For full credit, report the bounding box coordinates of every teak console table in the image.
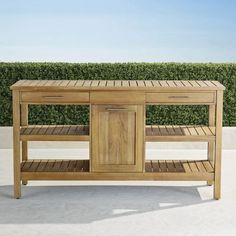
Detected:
[11,80,225,199]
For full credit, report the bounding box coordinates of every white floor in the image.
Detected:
[0,149,236,236]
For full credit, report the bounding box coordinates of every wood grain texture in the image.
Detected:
[146,125,215,142]
[20,125,90,141]
[21,91,89,104]
[11,80,225,91]
[21,159,214,181]
[207,104,216,185]
[90,91,145,104]
[145,160,213,173]
[11,79,224,200]
[13,91,21,198]
[20,104,28,185]
[146,92,215,104]
[21,160,89,172]
[214,90,223,200]
[91,105,144,172]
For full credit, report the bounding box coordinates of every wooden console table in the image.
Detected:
[11,80,225,199]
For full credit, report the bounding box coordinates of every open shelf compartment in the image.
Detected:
[145,160,214,173]
[144,160,214,181]
[146,125,215,141]
[21,159,214,182]
[21,159,89,172]
[20,125,89,141]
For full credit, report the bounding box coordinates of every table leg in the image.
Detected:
[13,91,21,199]
[214,91,223,200]
[21,104,28,185]
[207,104,215,186]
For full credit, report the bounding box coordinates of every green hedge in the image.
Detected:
[0,63,235,126]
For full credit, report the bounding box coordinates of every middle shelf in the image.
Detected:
[20,125,215,142]
[146,125,215,142]
[20,125,90,141]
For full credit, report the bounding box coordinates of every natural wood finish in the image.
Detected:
[22,172,214,181]
[207,104,216,185]
[21,160,89,172]
[11,80,225,199]
[214,91,223,200]
[89,104,92,175]
[11,80,225,91]
[146,92,215,104]
[13,91,21,198]
[20,125,89,141]
[91,105,144,172]
[146,125,215,141]
[21,160,214,181]
[24,158,213,173]
[21,104,28,185]
[21,91,89,104]
[90,91,145,104]
[145,160,213,173]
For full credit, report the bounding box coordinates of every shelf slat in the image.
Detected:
[21,160,89,172]
[20,125,90,141]
[145,160,214,173]
[21,159,214,174]
[21,159,214,181]
[11,80,225,91]
[146,125,215,141]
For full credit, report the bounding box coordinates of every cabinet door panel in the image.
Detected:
[98,110,135,165]
[91,105,144,172]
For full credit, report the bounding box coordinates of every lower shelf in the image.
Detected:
[21,159,89,172]
[145,160,214,173]
[21,159,214,181]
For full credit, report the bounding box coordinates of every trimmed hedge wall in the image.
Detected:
[0,63,235,126]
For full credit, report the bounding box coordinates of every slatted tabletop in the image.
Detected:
[145,160,214,173]
[11,80,225,91]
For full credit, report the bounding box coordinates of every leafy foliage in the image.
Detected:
[0,62,235,126]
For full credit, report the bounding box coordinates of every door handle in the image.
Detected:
[42,96,64,99]
[168,96,189,99]
[106,108,129,111]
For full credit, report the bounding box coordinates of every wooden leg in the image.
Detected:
[13,91,21,199]
[214,91,223,200]
[207,141,215,186]
[21,142,28,185]
[207,104,216,186]
[21,104,28,185]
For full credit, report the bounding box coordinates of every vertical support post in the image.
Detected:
[13,90,21,199]
[143,104,146,172]
[89,104,92,172]
[21,104,28,185]
[207,104,216,185]
[136,104,145,172]
[214,90,223,200]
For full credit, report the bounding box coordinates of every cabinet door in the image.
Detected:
[91,105,144,172]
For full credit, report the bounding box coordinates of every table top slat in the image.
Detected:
[10,80,225,91]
